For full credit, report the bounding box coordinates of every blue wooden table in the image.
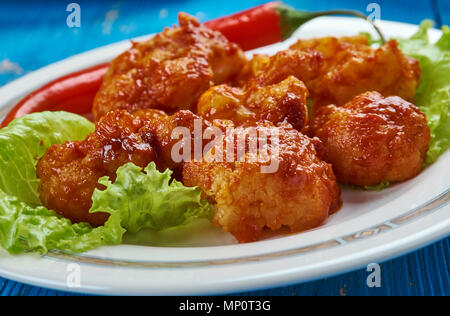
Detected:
[0,0,448,296]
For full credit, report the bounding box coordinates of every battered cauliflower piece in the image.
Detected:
[290,35,369,69]
[135,109,213,173]
[290,36,421,111]
[237,49,323,88]
[311,91,430,186]
[183,124,341,242]
[93,13,247,120]
[196,49,323,130]
[197,76,309,130]
[196,49,321,130]
[36,110,157,226]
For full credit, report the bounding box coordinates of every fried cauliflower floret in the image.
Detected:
[183,124,340,242]
[36,110,157,226]
[311,91,430,186]
[196,49,322,130]
[135,109,213,173]
[290,35,369,68]
[197,76,309,130]
[237,49,323,88]
[290,36,421,111]
[93,13,247,121]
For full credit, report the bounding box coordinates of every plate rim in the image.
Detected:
[42,188,449,268]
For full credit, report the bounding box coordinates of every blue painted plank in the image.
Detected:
[435,0,450,26]
[430,0,443,27]
[0,0,437,86]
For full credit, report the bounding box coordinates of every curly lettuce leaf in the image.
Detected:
[340,181,390,192]
[90,162,213,233]
[0,161,212,254]
[0,160,212,254]
[0,111,94,205]
[0,188,124,254]
[362,181,391,192]
[396,21,450,165]
[0,112,212,254]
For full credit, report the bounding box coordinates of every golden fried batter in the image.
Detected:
[37,110,157,226]
[197,76,309,130]
[93,13,247,121]
[290,36,421,111]
[238,49,323,88]
[37,108,222,226]
[135,109,213,173]
[196,49,322,130]
[290,35,369,69]
[183,124,340,242]
[311,91,430,186]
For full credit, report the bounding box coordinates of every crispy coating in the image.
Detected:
[36,110,157,226]
[93,13,247,120]
[311,91,430,186]
[37,108,216,225]
[290,35,369,69]
[196,49,321,130]
[135,109,213,173]
[183,124,340,242]
[237,49,323,88]
[197,75,309,130]
[290,36,421,111]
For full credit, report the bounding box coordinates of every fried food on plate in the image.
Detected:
[290,36,421,111]
[93,13,246,121]
[37,107,222,226]
[237,49,323,88]
[197,49,322,130]
[290,35,369,69]
[183,124,341,242]
[197,75,309,130]
[311,91,430,186]
[135,109,213,173]
[37,110,157,226]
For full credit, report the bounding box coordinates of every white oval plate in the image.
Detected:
[0,17,449,295]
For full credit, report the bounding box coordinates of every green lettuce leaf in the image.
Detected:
[0,161,212,254]
[362,181,391,192]
[340,181,390,192]
[0,188,124,254]
[396,21,450,165]
[0,111,94,205]
[0,112,212,254]
[90,162,213,233]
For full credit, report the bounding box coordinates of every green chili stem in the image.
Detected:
[277,4,386,44]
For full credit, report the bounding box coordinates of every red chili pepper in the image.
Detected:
[205,2,282,51]
[1,63,109,128]
[2,2,385,127]
[205,2,385,51]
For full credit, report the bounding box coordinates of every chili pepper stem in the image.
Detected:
[276,4,386,44]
